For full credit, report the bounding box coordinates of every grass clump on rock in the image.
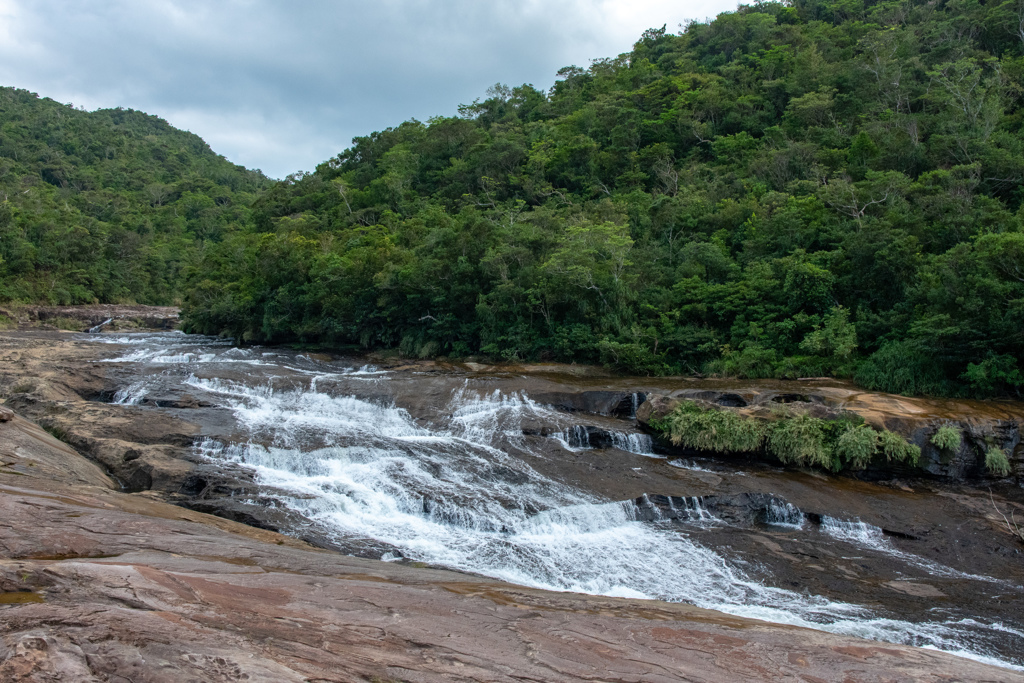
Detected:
[985,447,1012,477]
[877,429,922,466]
[766,413,837,470]
[655,401,765,453]
[653,400,920,473]
[834,423,881,470]
[931,424,962,452]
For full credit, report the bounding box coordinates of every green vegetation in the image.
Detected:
[3,0,1024,399]
[654,400,766,452]
[931,424,963,452]
[767,413,839,469]
[877,429,922,465]
[176,0,1024,399]
[653,400,919,471]
[45,316,85,331]
[0,87,270,305]
[834,423,880,470]
[985,446,1012,476]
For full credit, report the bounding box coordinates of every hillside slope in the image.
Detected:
[182,0,1024,398]
[0,87,270,305]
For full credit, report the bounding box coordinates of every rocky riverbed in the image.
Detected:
[1,317,1023,680]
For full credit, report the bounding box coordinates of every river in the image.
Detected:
[85,330,1024,672]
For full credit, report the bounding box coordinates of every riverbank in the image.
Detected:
[0,396,1019,681]
[1,318,1023,678]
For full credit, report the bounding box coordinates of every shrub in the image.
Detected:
[767,414,837,470]
[654,401,922,473]
[597,339,672,376]
[835,423,879,469]
[855,340,957,397]
[878,429,921,466]
[47,317,86,331]
[985,447,1012,477]
[0,314,15,330]
[658,401,765,452]
[710,344,780,379]
[931,424,962,452]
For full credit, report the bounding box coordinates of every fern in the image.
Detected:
[985,447,1012,477]
[835,424,879,469]
[660,401,764,452]
[767,414,837,471]
[878,429,921,466]
[931,424,962,452]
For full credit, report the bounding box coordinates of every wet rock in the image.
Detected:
[20,304,180,331]
[0,423,1017,683]
[532,390,645,416]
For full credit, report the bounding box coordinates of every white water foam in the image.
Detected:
[552,427,654,456]
[178,376,1021,670]
[765,499,805,529]
[87,318,113,333]
[552,425,591,451]
[610,431,655,456]
[668,458,717,473]
[112,381,149,406]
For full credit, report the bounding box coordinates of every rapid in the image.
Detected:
[87,331,1024,671]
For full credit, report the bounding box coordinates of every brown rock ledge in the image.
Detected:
[0,409,1020,682]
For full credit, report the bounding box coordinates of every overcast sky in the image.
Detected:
[0,0,737,178]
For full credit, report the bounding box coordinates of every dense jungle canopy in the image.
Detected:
[3,0,1024,397]
[0,87,270,304]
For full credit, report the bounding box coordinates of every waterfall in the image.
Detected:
[610,431,654,455]
[765,499,805,528]
[88,318,113,333]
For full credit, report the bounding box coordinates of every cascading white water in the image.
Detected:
[86,335,1023,671]
[178,373,1020,669]
[552,427,654,455]
[610,431,655,456]
[766,499,805,529]
[819,516,1006,584]
[112,381,149,406]
[88,317,113,333]
[553,425,591,451]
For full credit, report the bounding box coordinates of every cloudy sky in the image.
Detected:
[0,0,737,178]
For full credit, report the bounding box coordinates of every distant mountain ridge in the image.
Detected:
[0,86,270,305]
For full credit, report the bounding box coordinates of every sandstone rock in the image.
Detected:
[0,476,1018,682]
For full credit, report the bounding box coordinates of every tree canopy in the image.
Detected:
[6,0,1024,398]
[0,87,270,304]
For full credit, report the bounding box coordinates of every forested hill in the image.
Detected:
[0,87,270,305]
[197,1,1018,396]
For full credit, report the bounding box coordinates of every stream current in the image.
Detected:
[87,331,1024,671]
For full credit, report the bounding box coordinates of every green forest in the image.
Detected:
[4,0,1024,398]
[0,87,270,304]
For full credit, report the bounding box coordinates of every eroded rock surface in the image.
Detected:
[2,323,1024,679]
[0,411,1020,682]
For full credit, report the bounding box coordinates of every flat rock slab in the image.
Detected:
[0,479,1019,682]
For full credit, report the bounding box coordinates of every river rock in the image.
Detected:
[0,409,1018,683]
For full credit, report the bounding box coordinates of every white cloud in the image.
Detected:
[0,0,737,178]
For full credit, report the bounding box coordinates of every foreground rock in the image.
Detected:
[1,410,1019,682]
